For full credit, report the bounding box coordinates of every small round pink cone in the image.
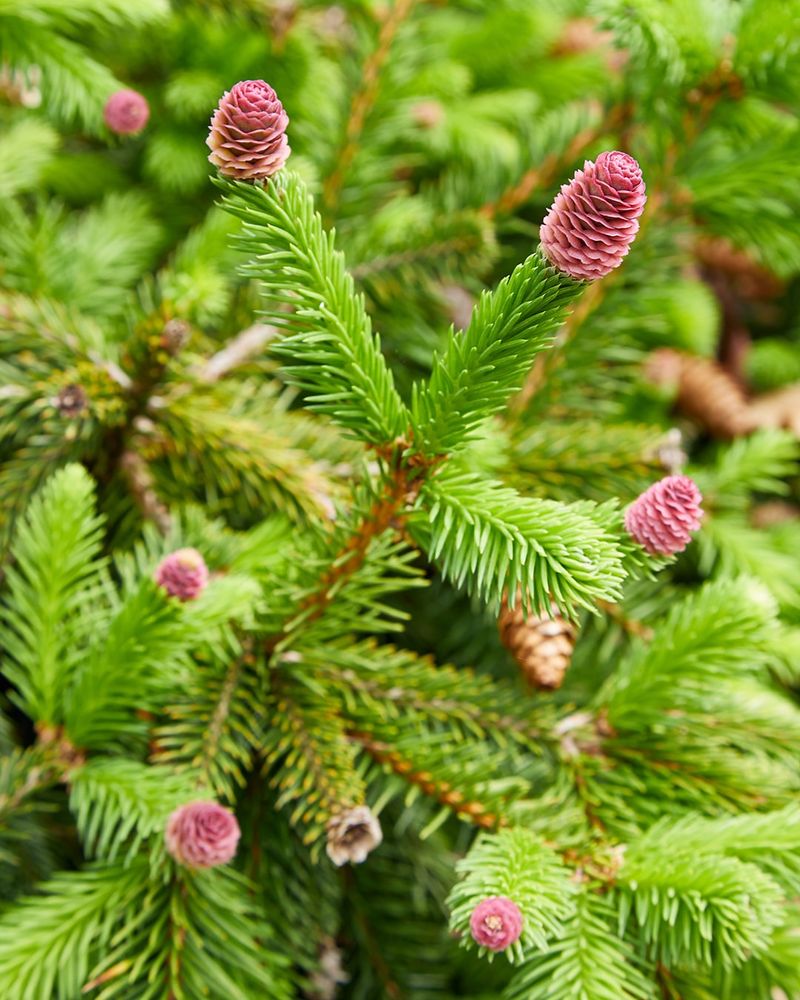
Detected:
[207,80,290,182]
[104,89,149,135]
[540,151,646,280]
[165,801,240,869]
[625,475,703,555]
[469,896,523,952]
[154,548,209,601]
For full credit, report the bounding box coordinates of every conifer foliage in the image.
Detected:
[1,2,800,998]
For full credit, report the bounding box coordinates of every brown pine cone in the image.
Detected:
[498,599,577,691]
[646,349,755,438]
[695,236,783,301]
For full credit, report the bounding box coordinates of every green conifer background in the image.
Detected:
[1,1,799,997]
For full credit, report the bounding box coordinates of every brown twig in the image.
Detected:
[480,104,629,221]
[197,323,279,383]
[322,0,418,218]
[119,448,173,534]
[596,600,654,641]
[271,443,437,650]
[349,730,505,829]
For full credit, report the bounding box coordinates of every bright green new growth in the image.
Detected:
[2,1,800,997]
[447,828,574,963]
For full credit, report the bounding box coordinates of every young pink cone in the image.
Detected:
[104,89,150,135]
[207,79,290,182]
[469,896,523,952]
[540,150,646,280]
[165,801,240,869]
[154,548,209,601]
[625,475,704,555]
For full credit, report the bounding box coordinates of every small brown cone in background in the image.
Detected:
[498,598,577,691]
[645,349,754,438]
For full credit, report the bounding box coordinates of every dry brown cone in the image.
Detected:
[498,598,578,691]
[646,348,755,438]
[695,236,784,301]
[647,349,800,439]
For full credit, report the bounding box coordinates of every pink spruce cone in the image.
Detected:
[625,475,704,556]
[154,548,209,601]
[103,89,150,135]
[469,896,524,952]
[207,80,290,182]
[540,150,646,280]
[165,801,240,869]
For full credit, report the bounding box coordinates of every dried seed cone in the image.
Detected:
[207,79,290,182]
[646,348,754,438]
[540,151,646,281]
[499,599,577,691]
[325,806,382,866]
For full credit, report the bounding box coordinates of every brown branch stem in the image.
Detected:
[322,0,418,218]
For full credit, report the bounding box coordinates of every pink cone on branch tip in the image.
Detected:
[469,896,523,952]
[104,89,149,135]
[625,475,703,555]
[207,79,290,182]
[325,806,382,866]
[154,548,209,601]
[540,151,646,280]
[165,801,240,868]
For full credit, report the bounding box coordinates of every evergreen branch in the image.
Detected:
[321,0,419,218]
[0,118,59,199]
[447,828,575,963]
[411,248,583,454]
[62,575,188,751]
[218,172,409,444]
[0,745,54,823]
[155,648,264,803]
[263,677,365,851]
[87,867,292,1000]
[69,758,199,863]
[351,730,512,830]
[617,848,785,968]
[505,891,657,1000]
[0,860,148,999]
[418,468,627,616]
[509,278,611,415]
[600,577,778,728]
[152,388,340,524]
[271,453,430,651]
[1,464,105,723]
[299,639,552,749]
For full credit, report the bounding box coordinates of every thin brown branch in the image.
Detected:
[197,323,279,383]
[119,448,172,534]
[322,0,418,218]
[271,444,436,650]
[596,600,654,641]
[480,104,629,221]
[349,730,505,830]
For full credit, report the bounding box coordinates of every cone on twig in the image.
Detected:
[498,597,577,691]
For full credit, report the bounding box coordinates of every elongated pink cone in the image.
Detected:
[469,897,523,952]
[154,548,209,601]
[540,151,646,280]
[625,475,703,555]
[207,80,290,181]
[165,801,240,868]
[104,89,149,135]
